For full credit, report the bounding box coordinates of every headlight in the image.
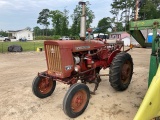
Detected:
[74,56,80,64]
[74,65,81,72]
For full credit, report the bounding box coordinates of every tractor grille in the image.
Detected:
[45,45,62,73]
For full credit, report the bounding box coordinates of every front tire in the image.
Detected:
[109,52,133,91]
[32,75,56,98]
[63,83,90,118]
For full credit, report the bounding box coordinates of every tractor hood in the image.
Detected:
[44,40,105,52]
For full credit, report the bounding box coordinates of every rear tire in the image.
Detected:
[109,52,133,91]
[63,83,90,118]
[32,75,56,98]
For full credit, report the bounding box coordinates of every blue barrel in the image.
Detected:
[148,33,153,43]
[148,35,152,43]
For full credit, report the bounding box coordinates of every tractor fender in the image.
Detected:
[107,50,121,65]
[134,64,160,120]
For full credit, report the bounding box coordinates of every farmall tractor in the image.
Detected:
[32,2,133,118]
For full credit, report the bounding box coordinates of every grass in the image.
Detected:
[0,41,44,53]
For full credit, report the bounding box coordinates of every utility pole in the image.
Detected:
[135,0,139,21]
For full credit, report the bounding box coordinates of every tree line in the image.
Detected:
[110,0,160,31]
[34,0,160,37]
[34,1,95,37]
[2,0,160,38]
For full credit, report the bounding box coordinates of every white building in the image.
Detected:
[8,28,33,41]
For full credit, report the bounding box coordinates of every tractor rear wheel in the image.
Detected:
[109,52,133,91]
[63,83,90,118]
[32,75,56,98]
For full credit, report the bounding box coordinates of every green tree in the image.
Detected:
[33,26,41,36]
[139,0,160,20]
[0,30,8,37]
[37,9,50,36]
[97,17,112,33]
[97,17,123,33]
[110,0,120,22]
[50,10,63,35]
[114,22,124,31]
[110,0,134,31]
[61,9,69,36]
[70,1,95,36]
[47,29,55,36]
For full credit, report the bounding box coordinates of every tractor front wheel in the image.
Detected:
[63,83,90,118]
[109,52,133,91]
[32,75,56,98]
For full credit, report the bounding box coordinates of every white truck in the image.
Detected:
[0,35,10,42]
[59,36,70,40]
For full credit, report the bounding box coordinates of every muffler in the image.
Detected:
[79,1,86,40]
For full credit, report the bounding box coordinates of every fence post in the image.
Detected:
[2,42,3,53]
[34,41,35,51]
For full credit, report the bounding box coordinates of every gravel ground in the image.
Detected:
[0,47,151,120]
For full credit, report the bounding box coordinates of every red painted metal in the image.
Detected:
[107,50,121,65]
[34,2,133,117]
[95,60,108,69]
[38,77,53,94]
[87,28,93,33]
[44,40,104,52]
[71,89,87,112]
[40,38,131,88]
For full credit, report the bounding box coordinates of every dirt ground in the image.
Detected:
[0,47,151,120]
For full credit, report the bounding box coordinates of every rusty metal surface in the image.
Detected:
[71,89,87,112]
[44,43,74,78]
[121,60,132,84]
[44,40,104,52]
[44,39,125,81]
[38,77,53,94]
[46,45,62,72]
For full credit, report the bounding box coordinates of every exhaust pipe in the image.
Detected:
[79,1,86,40]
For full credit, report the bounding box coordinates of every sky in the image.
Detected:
[0,0,113,31]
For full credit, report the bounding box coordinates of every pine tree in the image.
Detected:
[37,9,50,36]
[139,0,160,20]
[61,9,69,36]
[70,1,95,36]
[110,0,134,31]
[49,10,63,35]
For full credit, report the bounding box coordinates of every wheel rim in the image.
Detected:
[38,77,53,94]
[71,89,87,113]
[121,60,132,84]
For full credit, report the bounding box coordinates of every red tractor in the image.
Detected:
[32,2,133,118]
